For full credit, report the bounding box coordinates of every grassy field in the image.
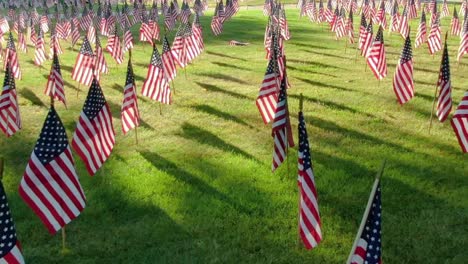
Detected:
[0,7,468,263]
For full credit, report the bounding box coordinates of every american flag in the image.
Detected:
[390,0,400,32]
[45,49,66,107]
[165,2,177,31]
[141,45,172,104]
[20,107,86,233]
[30,26,38,45]
[264,0,272,16]
[335,9,347,39]
[140,22,154,45]
[151,0,160,21]
[18,32,27,53]
[86,25,96,45]
[399,6,409,39]
[71,36,95,87]
[348,179,382,264]
[415,10,427,48]
[297,111,322,250]
[272,76,294,172]
[451,7,461,36]
[457,14,468,61]
[318,0,325,23]
[324,0,334,22]
[256,57,280,124]
[224,0,239,20]
[0,180,25,264]
[121,59,140,134]
[428,12,442,55]
[306,0,318,22]
[71,19,81,48]
[49,29,63,58]
[40,15,49,33]
[441,0,450,17]
[161,35,178,82]
[123,26,134,53]
[437,37,452,122]
[179,1,191,23]
[80,9,92,31]
[72,78,115,176]
[361,20,374,57]
[4,33,21,80]
[211,2,224,36]
[172,22,200,68]
[280,7,291,40]
[0,64,21,137]
[451,91,468,153]
[375,1,387,29]
[192,13,205,52]
[366,26,387,80]
[393,32,414,105]
[348,9,355,43]
[94,35,109,80]
[107,24,123,65]
[408,0,418,19]
[359,13,368,50]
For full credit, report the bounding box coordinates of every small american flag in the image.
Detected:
[366,26,387,80]
[272,75,294,172]
[451,91,468,153]
[427,12,442,55]
[347,9,355,44]
[161,35,178,82]
[71,19,81,48]
[0,64,21,137]
[256,54,280,124]
[211,2,223,36]
[34,32,46,66]
[3,33,21,80]
[165,2,177,31]
[348,180,382,264]
[94,35,109,81]
[20,107,86,234]
[30,26,38,45]
[415,10,427,48]
[457,14,468,61]
[123,26,134,53]
[40,15,49,33]
[0,180,25,264]
[298,111,322,249]
[49,29,63,58]
[71,36,95,87]
[441,0,450,17]
[408,0,418,19]
[140,22,154,45]
[45,49,66,107]
[121,59,140,134]
[280,7,291,40]
[399,6,409,39]
[179,1,191,24]
[192,13,205,52]
[17,32,27,53]
[361,19,373,57]
[451,7,461,36]
[389,1,400,33]
[107,24,123,64]
[375,1,387,29]
[86,25,96,45]
[358,13,368,50]
[141,45,172,104]
[393,32,414,105]
[72,78,115,176]
[437,38,452,122]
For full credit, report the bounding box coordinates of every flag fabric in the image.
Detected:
[413,10,426,47]
[256,57,280,124]
[161,35,178,82]
[94,35,109,80]
[297,111,322,250]
[408,0,418,19]
[348,179,382,264]
[123,26,134,53]
[139,22,154,45]
[393,32,414,104]
[34,29,47,66]
[441,0,450,17]
[45,49,66,107]
[399,6,409,39]
[358,13,368,50]
[192,13,205,52]
[457,15,468,61]
[211,2,223,36]
[0,64,21,137]
[72,78,115,176]
[0,179,25,264]
[437,38,452,122]
[390,0,400,32]
[280,7,291,40]
[451,7,461,36]
[451,91,468,153]
[428,13,442,54]
[361,20,373,57]
[366,26,387,80]
[141,45,172,104]
[121,59,140,134]
[20,107,86,234]
[272,75,294,172]
[71,20,80,48]
[4,33,21,80]
[107,24,123,64]
[18,32,27,53]
[347,9,355,43]
[165,2,177,31]
[71,36,95,87]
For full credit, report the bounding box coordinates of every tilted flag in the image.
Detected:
[0,64,21,137]
[45,49,66,107]
[451,7,461,36]
[457,13,468,61]
[280,6,291,40]
[437,37,452,122]
[451,91,468,153]
[0,179,25,263]
[141,45,172,104]
[415,10,427,48]
[427,12,442,54]
[161,35,178,82]
[71,36,95,87]
[256,51,280,124]
[298,111,322,250]
[121,59,140,134]
[366,26,387,80]
[272,75,294,172]
[347,178,382,264]
[393,31,414,105]
[20,107,86,234]
[18,32,27,53]
[3,33,21,80]
[72,78,115,176]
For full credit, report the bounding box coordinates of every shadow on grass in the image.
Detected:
[211,61,250,71]
[196,82,252,100]
[178,122,260,163]
[206,51,247,61]
[415,92,435,102]
[19,88,47,108]
[288,58,343,69]
[295,77,355,92]
[287,65,338,78]
[303,50,349,60]
[291,42,330,50]
[60,64,74,74]
[290,94,376,118]
[199,73,249,85]
[190,104,255,129]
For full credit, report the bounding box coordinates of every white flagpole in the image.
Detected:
[346,160,386,264]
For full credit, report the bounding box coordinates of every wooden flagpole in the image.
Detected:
[429,32,448,134]
[346,160,386,264]
[346,160,387,264]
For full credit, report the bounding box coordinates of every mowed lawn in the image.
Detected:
[0,7,467,263]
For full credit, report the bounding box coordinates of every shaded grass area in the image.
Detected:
[0,7,467,264]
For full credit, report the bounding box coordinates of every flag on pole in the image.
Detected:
[121,59,140,134]
[0,179,25,264]
[71,36,95,86]
[451,91,468,153]
[161,35,178,82]
[366,26,387,80]
[298,110,322,250]
[256,53,280,124]
[437,37,452,122]
[361,20,373,57]
[141,45,172,104]
[3,33,21,80]
[45,49,66,107]
[107,24,123,64]
[34,29,47,66]
[399,6,409,39]
[457,13,468,61]
[415,10,427,48]
[428,12,442,55]
[94,35,109,81]
[393,31,414,104]
[451,7,461,36]
[19,107,86,234]
[0,64,21,137]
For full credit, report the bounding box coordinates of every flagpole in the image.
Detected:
[429,32,448,134]
[346,160,386,264]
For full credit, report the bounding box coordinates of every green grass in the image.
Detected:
[1,8,468,263]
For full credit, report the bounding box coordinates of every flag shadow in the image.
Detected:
[295,77,356,93]
[195,82,252,100]
[291,42,330,50]
[190,104,255,129]
[178,122,260,163]
[303,50,349,61]
[288,58,343,69]
[210,61,250,71]
[206,51,247,62]
[287,65,338,78]
[199,73,249,85]
[19,88,47,109]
